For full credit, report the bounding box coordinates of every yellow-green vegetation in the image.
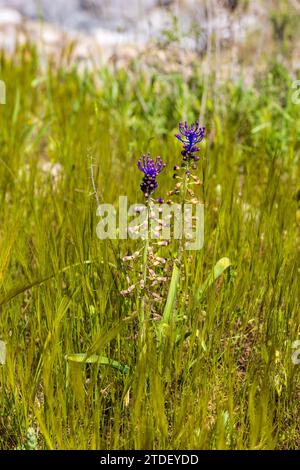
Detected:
[0,45,299,450]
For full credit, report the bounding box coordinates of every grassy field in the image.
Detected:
[0,44,299,450]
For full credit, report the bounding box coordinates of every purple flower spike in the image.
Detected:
[138,153,166,197]
[175,121,205,161]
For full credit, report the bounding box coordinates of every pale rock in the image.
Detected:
[40,25,62,45]
[0,7,22,25]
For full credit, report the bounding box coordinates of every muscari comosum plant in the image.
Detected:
[65,122,231,378]
[122,121,231,354]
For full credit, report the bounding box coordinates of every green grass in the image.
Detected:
[0,44,299,450]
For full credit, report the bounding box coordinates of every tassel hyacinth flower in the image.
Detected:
[138,153,166,197]
[175,121,205,162]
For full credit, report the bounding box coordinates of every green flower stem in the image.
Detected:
[139,198,150,347]
[160,162,191,336]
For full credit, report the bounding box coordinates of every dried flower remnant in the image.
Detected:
[121,284,136,297]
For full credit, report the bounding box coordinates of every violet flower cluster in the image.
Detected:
[175,121,205,162]
[137,153,166,198]
[137,122,205,197]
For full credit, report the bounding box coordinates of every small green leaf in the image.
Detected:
[65,353,130,374]
[213,257,231,279]
[251,122,271,134]
[196,257,232,301]
[159,263,180,339]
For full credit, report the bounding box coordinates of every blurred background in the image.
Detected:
[0,0,299,80]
